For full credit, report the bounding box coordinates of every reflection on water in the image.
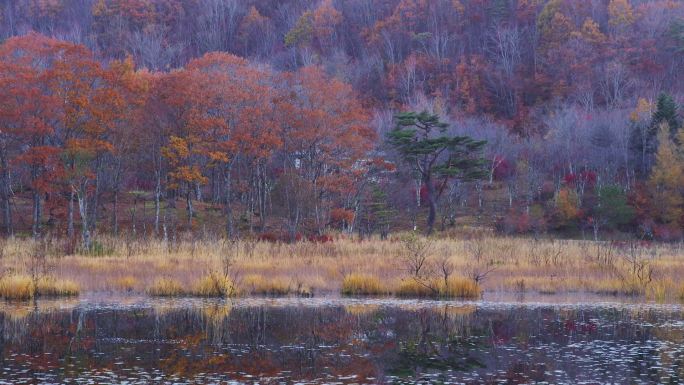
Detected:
[0,297,682,384]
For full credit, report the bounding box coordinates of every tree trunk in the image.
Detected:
[76,187,91,251]
[67,189,75,238]
[154,171,161,236]
[211,168,219,204]
[1,192,10,236]
[424,174,437,235]
[593,223,599,242]
[257,163,268,231]
[283,170,300,242]
[224,163,234,238]
[195,182,202,202]
[476,181,484,210]
[1,167,12,236]
[381,224,389,240]
[186,189,193,230]
[0,149,12,236]
[287,207,300,243]
[112,189,118,236]
[32,191,41,239]
[90,159,102,233]
[111,157,122,237]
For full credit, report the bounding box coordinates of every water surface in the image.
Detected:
[0,296,682,384]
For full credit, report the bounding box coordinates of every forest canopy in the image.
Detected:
[0,0,683,243]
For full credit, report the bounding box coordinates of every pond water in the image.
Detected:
[0,296,682,384]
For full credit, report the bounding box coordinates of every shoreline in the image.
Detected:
[1,235,683,302]
[2,292,684,310]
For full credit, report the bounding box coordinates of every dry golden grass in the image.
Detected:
[0,234,682,300]
[441,277,481,298]
[0,274,79,299]
[679,284,684,302]
[0,275,34,300]
[647,279,672,302]
[341,273,388,295]
[147,278,186,297]
[191,273,236,297]
[110,276,139,292]
[36,277,80,297]
[395,277,481,299]
[395,279,434,297]
[242,274,291,296]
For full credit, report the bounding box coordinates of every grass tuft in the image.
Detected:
[440,277,481,299]
[678,284,684,302]
[0,275,34,300]
[147,278,186,297]
[341,273,388,295]
[111,276,138,292]
[0,274,79,299]
[395,279,434,297]
[242,274,291,296]
[36,277,80,297]
[395,277,481,299]
[191,273,236,297]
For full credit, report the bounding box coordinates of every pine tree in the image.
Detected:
[670,19,684,53]
[387,111,487,234]
[488,0,509,21]
[358,183,393,239]
[631,93,681,175]
[590,185,635,240]
[651,93,680,140]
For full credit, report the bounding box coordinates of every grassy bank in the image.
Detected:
[0,234,682,301]
[0,274,79,300]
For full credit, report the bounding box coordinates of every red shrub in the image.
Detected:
[258,232,280,243]
[308,234,334,243]
[653,224,683,242]
[330,208,354,227]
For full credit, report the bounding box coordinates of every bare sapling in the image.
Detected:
[400,232,433,279]
[435,246,455,290]
[465,236,496,284]
[28,238,52,291]
[619,241,654,294]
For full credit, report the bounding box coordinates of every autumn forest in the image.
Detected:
[3,3,684,383]
[0,0,683,246]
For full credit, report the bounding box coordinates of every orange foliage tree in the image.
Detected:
[278,66,374,237]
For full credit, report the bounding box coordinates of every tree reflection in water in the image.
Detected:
[0,298,682,384]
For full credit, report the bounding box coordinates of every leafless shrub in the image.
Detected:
[465,236,496,284]
[219,239,242,284]
[619,241,654,292]
[465,236,485,264]
[593,242,617,268]
[28,238,54,290]
[435,246,455,288]
[494,239,514,263]
[398,233,433,278]
[526,239,563,266]
[592,241,656,295]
